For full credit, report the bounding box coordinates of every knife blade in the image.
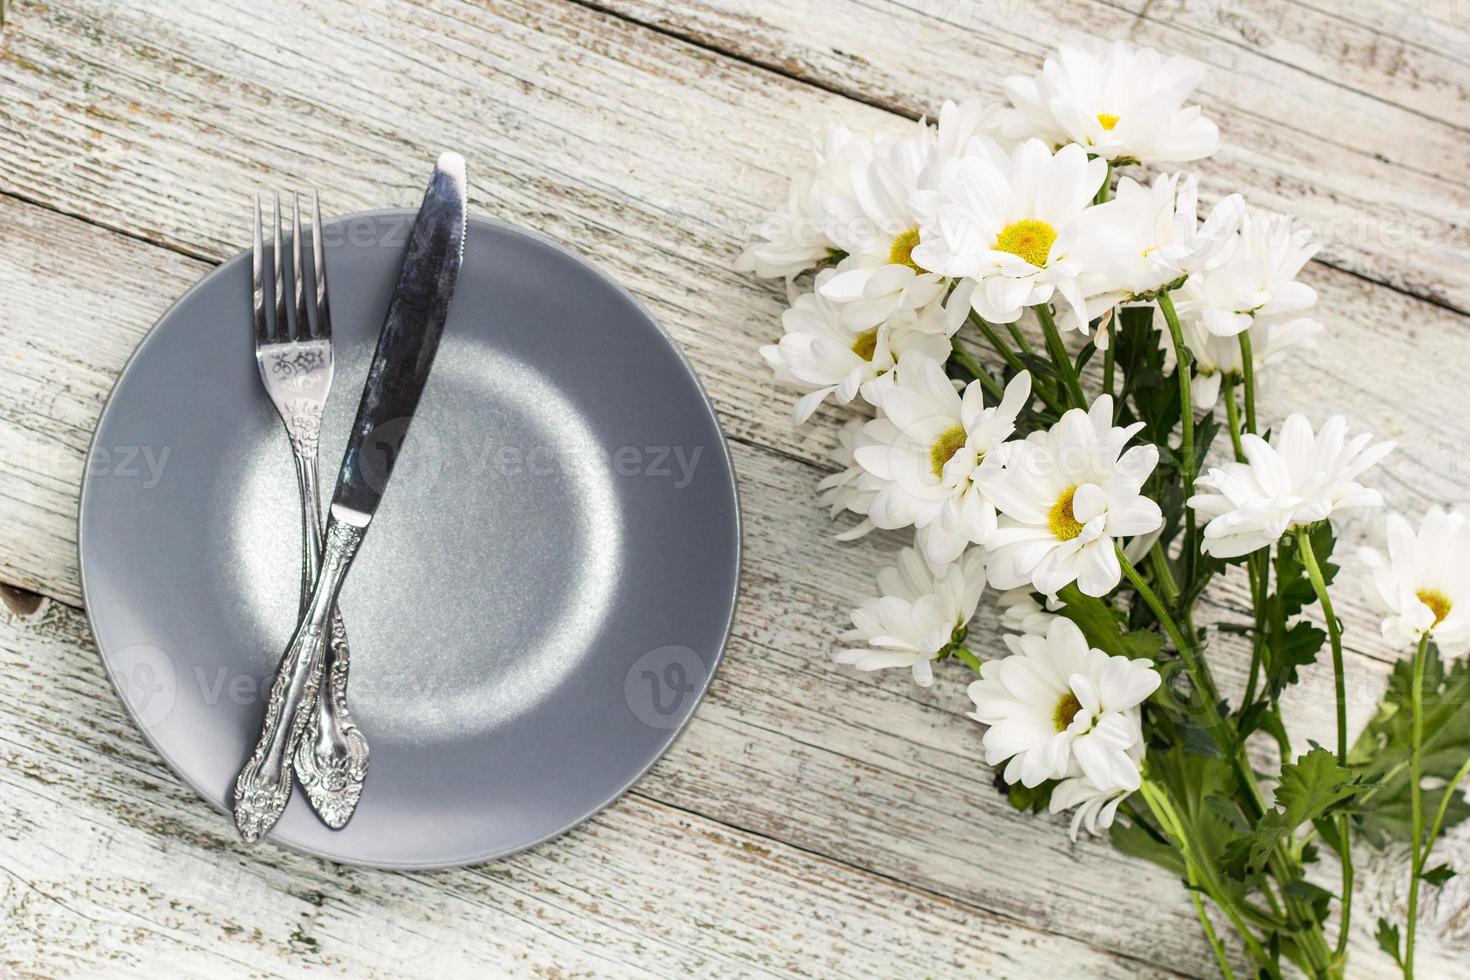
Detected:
[233,152,468,842]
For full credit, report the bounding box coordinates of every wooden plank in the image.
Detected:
[588,0,1470,312]
[0,597,1169,980]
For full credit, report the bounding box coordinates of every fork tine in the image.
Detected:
[272,192,288,341]
[311,191,331,341]
[292,192,311,339]
[251,193,268,347]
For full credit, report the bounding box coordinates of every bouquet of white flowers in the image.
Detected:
[739,40,1470,980]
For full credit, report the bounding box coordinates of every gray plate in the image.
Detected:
[79,211,740,868]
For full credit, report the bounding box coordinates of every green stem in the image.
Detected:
[1296,527,1354,957]
[1119,540,1325,966]
[1115,544,1226,740]
[1422,753,1470,878]
[1148,541,1181,607]
[1241,548,1269,711]
[949,338,1005,401]
[1094,161,1112,204]
[948,644,983,676]
[969,312,1064,414]
[1405,634,1430,979]
[1157,291,1198,582]
[1237,331,1258,434]
[1004,318,1035,355]
[1035,303,1086,408]
[1140,778,1272,975]
[1188,864,1237,980]
[1223,378,1246,461]
[1224,378,1272,713]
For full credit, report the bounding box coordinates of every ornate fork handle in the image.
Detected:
[234,518,365,842]
[285,436,369,827]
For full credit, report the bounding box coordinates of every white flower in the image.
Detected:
[911,138,1107,328]
[735,123,868,279]
[998,588,1064,636]
[1077,172,1243,304]
[836,547,987,687]
[854,358,1032,566]
[1173,207,1319,338]
[760,268,951,424]
[1190,414,1394,559]
[936,98,1009,158]
[967,617,1160,789]
[1163,314,1323,408]
[818,419,878,541]
[1050,737,1145,841]
[818,125,951,330]
[984,395,1164,597]
[1001,41,1219,165]
[1358,508,1470,658]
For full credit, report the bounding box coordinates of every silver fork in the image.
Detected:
[240,192,368,836]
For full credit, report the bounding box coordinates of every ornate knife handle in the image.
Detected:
[233,517,366,843]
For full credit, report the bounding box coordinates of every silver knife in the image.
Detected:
[233,152,468,842]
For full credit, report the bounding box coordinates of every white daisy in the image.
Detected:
[1050,735,1146,841]
[1358,507,1470,658]
[911,138,1108,328]
[818,419,878,542]
[818,124,950,330]
[760,267,951,424]
[1077,172,1243,305]
[1173,207,1319,338]
[967,617,1160,789]
[854,357,1032,566]
[1189,414,1395,559]
[933,97,1010,160]
[998,588,1064,637]
[983,395,1164,597]
[1001,41,1219,165]
[735,122,869,279]
[836,547,988,687]
[1163,314,1323,409]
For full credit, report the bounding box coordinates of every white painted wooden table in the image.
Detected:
[2,1,1468,976]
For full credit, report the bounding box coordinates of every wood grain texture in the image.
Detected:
[2,595,1171,980]
[1,0,1468,975]
[590,0,1470,312]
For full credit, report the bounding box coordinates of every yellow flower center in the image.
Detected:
[1048,486,1085,541]
[930,425,967,479]
[850,328,878,361]
[888,227,924,273]
[995,219,1056,269]
[1417,589,1452,628]
[1054,691,1083,732]
[1097,113,1120,131]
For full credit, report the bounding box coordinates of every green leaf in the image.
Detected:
[997,774,1054,815]
[1375,917,1403,966]
[1265,621,1326,696]
[1276,747,1361,832]
[1055,586,1165,664]
[1109,813,1187,878]
[1349,644,1470,846]
[1422,864,1456,887]
[1223,809,1287,880]
[1283,879,1334,926]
